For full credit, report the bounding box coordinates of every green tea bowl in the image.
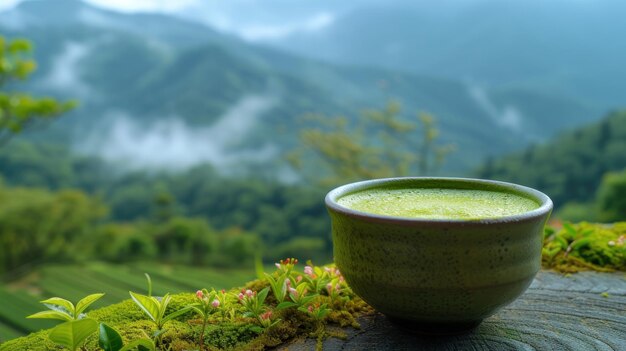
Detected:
[325,177,553,334]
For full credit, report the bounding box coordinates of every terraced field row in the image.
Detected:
[0,262,255,342]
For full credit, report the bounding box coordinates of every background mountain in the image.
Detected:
[0,0,604,175]
[476,110,626,210]
[268,0,626,111]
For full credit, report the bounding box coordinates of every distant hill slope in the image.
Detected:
[0,0,601,174]
[475,110,626,207]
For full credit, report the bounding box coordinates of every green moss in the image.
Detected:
[3,279,373,351]
[543,222,626,273]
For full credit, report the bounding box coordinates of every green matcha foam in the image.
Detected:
[337,188,539,220]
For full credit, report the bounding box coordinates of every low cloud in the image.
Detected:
[79,94,279,172]
[211,12,336,42]
[467,84,522,131]
[41,41,94,100]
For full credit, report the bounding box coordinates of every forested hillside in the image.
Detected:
[476,110,626,218]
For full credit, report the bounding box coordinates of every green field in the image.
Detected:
[0,262,255,342]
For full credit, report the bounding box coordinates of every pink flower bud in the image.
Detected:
[296,275,303,283]
[285,278,291,287]
[196,290,204,299]
[220,289,226,294]
[211,299,220,308]
[304,266,313,276]
[275,263,281,269]
[260,310,272,320]
[246,289,254,297]
[308,305,314,313]
[326,283,333,292]
[238,292,244,300]
[288,287,297,296]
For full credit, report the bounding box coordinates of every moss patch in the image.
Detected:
[543,222,626,273]
[0,272,373,351]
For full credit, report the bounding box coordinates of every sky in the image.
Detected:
[0,0,357,41]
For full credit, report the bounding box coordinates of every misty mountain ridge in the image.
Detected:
[269,0,626,110]
[0,0,605,175]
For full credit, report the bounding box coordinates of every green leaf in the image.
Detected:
[99,323,124,351]
[119,339,156,351]
[257,287,270,305]
[161,306,192,324]
[129,291,160,323]
[49,319,98,351]
[76,293,105,317]
[41,297,75,316]
[27,310,73,322]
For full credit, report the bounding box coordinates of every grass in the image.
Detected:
[0,261,255,342]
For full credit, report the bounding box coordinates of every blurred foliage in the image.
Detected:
[543,222,626,272]
[0,36,76,144]
[287,101,454,187]
[596,169,626,222]
[477,110,626,218]
[0,185,106,275]
[0,143,331,274]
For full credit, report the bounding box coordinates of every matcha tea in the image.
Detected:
[337,187,539,220]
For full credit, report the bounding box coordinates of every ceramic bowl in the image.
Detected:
[325,177,553,334]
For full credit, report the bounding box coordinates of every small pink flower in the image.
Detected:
[285,278,291,287]
[275,262,281,269]
[304,266,313,276]
[220,289,226,294]
[288,287,297,296]
[245,289,254,297]
[296,275,303,283]
[326,283,333,292]
[238,292,244,300]
[196,290,204,300]
[308,305,314,313]
[211,299,220,308]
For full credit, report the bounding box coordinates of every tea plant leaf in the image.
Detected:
[41,297,75,316]
[76,293,105,317]
[129,291,160,322]
[99,323,123,351]
[161,306,192,324]
[119,339,156,351]
[257,287,270,304]
[49,318,98,351]
[26,310,73,322]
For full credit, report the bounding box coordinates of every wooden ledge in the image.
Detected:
[282,271,626,350]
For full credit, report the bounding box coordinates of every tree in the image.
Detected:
[596,169,626,222]
[287,101,454,187]
[0,36,76,145]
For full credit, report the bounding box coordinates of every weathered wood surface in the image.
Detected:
[281,271,626,350]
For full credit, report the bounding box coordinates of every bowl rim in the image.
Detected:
[325,177,553,226]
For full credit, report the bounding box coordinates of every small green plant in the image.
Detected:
[265,258,298,304]
[188,289,220,351]
[27,293,105,321]
[276,279,317,310]
[26,293,104,351]
[237,287,279,332]
[129,274,191,349]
